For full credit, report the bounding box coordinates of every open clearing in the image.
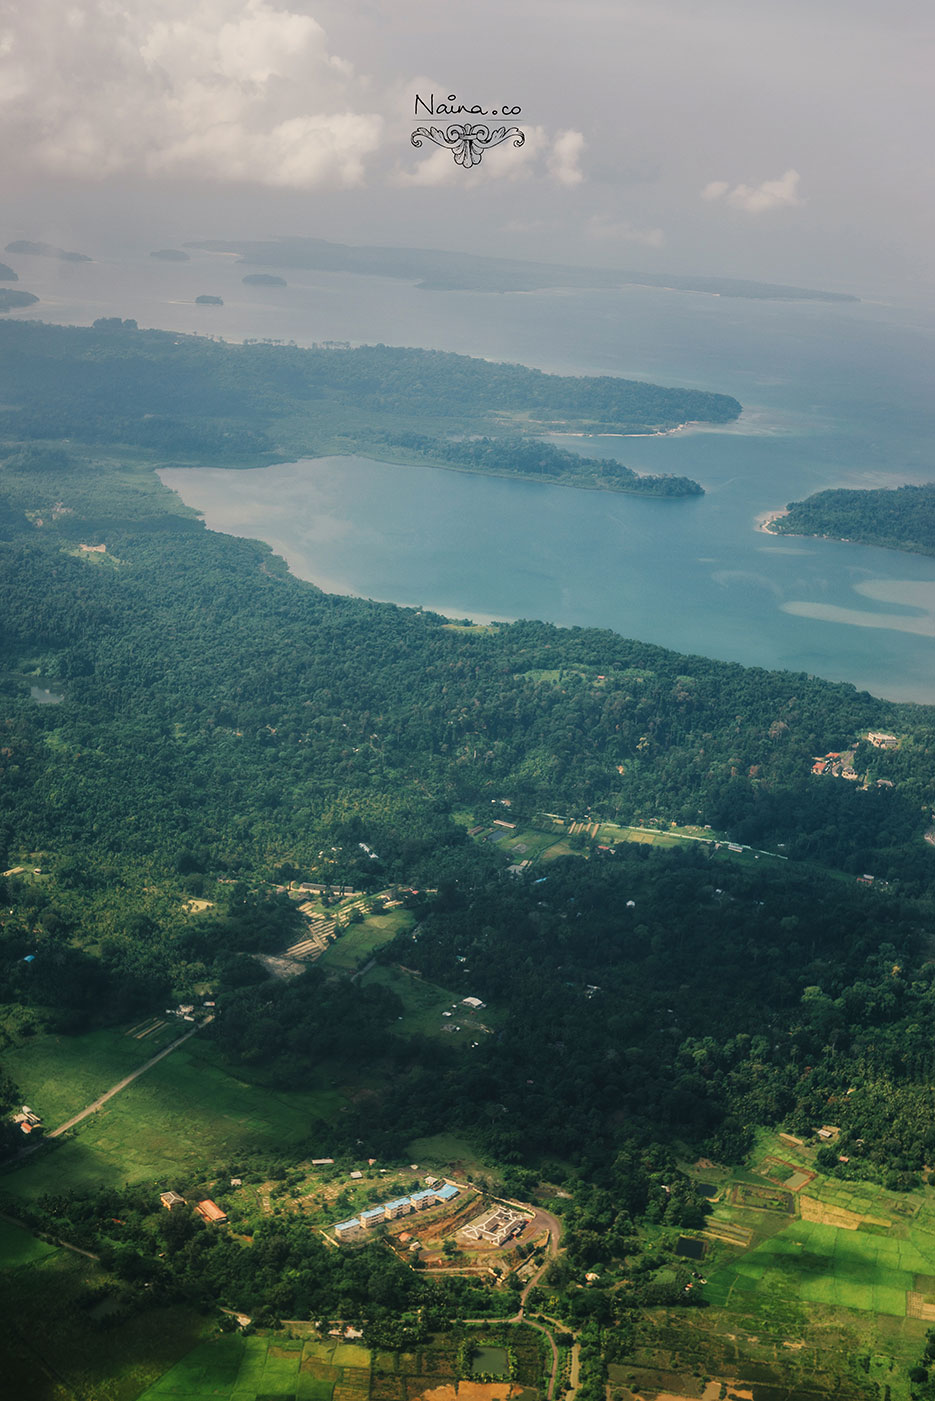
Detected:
[319,909,414,972]
[0,1033,343,1203]
[360,965,495,1044]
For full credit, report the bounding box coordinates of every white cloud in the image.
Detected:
[0,0,384,188]
[587,214,665,247]
[548,129,585,187]
[701,169,802,214]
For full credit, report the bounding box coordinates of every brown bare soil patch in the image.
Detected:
[907,1291,935,1321]
[418,1386,520,1401]
[799,1195,890,1231]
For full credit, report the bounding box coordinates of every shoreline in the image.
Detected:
[550,419,703,441]
[757,508,789,534]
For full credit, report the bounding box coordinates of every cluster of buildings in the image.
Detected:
[12,1105,42,1136]
[160,1190,227,1224]
[810,751,859,780]
[333,1180,459,1241]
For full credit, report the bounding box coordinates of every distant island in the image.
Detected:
[0,320,738,494]
[0,290,38,312]
[0,262,18,282]
[768,483,935,556]
[195,294,224,305]
[186,235,858,302]
[150,249,190,262]
[5,240,91,263]
[242,273,287,287]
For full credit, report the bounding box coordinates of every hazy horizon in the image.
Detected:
[2,0,932,305]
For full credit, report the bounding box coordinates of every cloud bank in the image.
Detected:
[0,0,384,188]
[702,169,802,214]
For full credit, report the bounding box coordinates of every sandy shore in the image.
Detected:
[756,508,789,534]
[554,420,701,440]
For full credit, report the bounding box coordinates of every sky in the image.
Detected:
[1,0,933,298]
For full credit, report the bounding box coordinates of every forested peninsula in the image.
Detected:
[0,319,738,494]
[771,482,935,556]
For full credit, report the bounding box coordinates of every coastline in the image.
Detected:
[757,508,788,534]
[550,419,702,440]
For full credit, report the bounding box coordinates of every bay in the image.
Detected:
[12,245,935,701]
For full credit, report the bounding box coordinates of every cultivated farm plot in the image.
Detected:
[138,1336,372,1401]
[706,1215,935,1318]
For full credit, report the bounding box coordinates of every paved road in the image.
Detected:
[48,1018,211,1139]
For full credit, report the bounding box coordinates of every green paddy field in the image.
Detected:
[138,1336,372,1401]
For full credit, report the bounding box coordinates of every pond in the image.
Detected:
[472,1348,509,1377]
[675,1236,706,1260]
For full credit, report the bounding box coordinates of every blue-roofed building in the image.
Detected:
[409,1188,438,1210]
[383,1197,413,1219]
[334,1218,361,1239]
[437,1183,459,1202]
[360,1206,386,1228]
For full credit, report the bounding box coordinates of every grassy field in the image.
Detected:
[0,1032,343,1204]
[0,1213,61,1269]
[407,1133,497,1180]
[359,966,495,1045]
[320,910,414,972]
[1,1021,182,1127]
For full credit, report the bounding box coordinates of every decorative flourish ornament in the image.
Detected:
[410,123,525,168]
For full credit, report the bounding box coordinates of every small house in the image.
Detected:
[195,1199,227,1224]
[160,1190,186,1211]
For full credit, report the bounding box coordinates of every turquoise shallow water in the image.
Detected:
[15,248,935,701]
